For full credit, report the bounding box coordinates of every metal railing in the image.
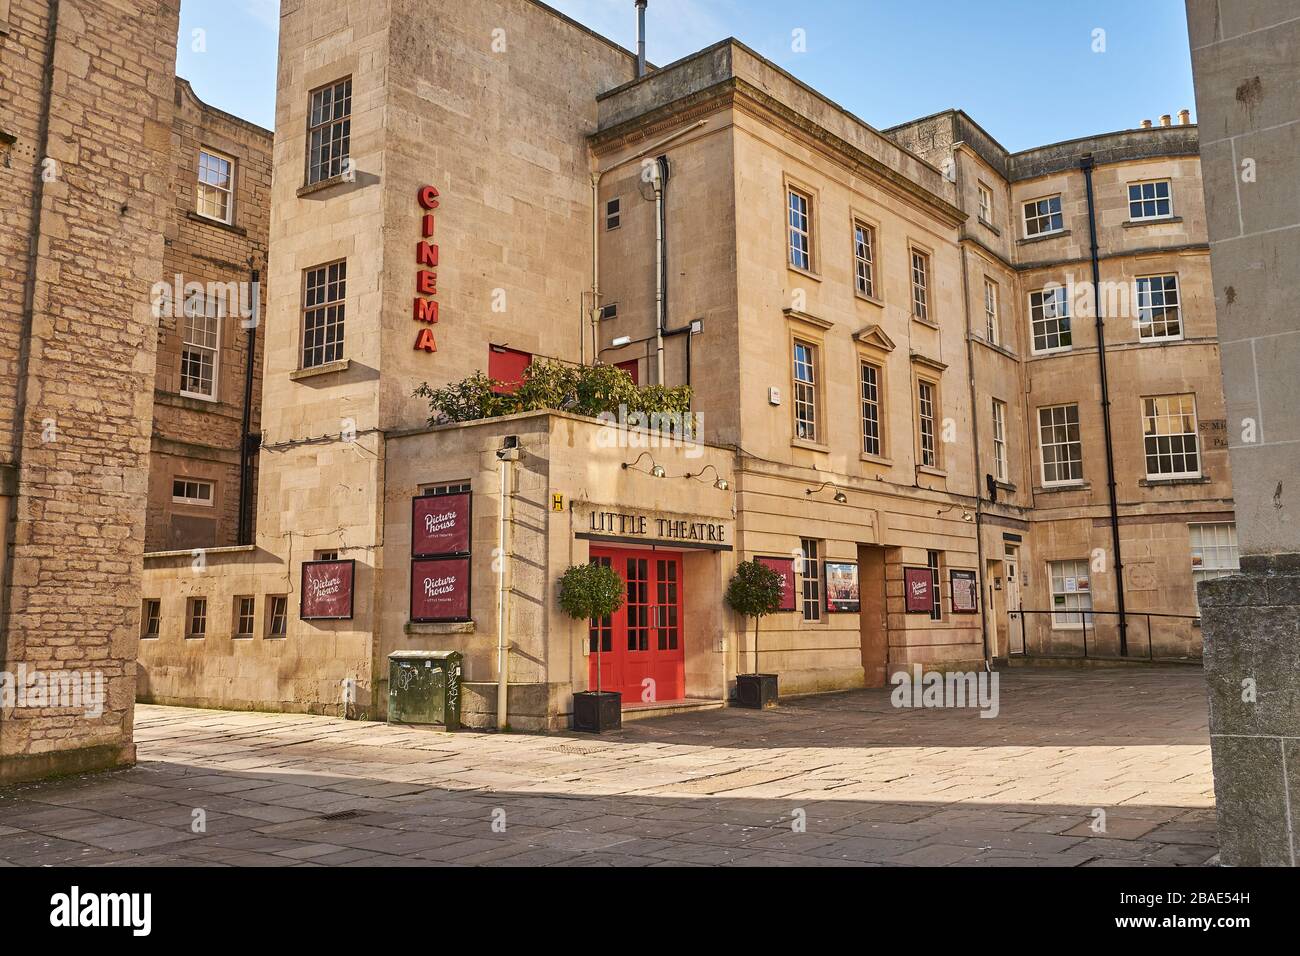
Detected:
[1008,609,1203,663]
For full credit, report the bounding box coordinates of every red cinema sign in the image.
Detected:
[411,556,471,623]
[756,556,797,612]
[301,559,356,620]
[413,184,440,354]
[412,491,471,557]
[904,567,933,614]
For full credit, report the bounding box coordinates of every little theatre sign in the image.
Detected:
[578,506,732,551]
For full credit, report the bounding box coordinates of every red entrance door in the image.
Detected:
[588,548,684,703]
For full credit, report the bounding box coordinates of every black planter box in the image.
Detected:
[735,673,779,709]
[573,690,622,733]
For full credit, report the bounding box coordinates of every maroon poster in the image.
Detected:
[411,556,471,623]
[904,566,933,614]
[301,559,355,620]
[412,492,471,556]
[756,556,797,611]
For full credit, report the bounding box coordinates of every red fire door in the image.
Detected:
[587,547,684,703]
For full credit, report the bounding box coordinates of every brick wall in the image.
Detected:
[146,78,271,553]
[0,0,181,784]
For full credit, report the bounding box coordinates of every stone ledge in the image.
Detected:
[185,209,248,236]
[404,621,476,636]
[290,358,350,381]
[1016,229,1072,246]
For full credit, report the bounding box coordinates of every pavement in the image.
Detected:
[0,667,1217,867]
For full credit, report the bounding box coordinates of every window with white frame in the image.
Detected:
[853,221,876,298]
[1023,195,1063,237]
[172,478,214,506]
[917,379,938,468]
[800,538,822,622]
[927,550,943,621]
[302,260,346,368]
[793,340,818,442]
[788,188,812,271]
[1143,394,1200,478]
[306,77,352,185]
[910,250,930,321]
[861,361,882,457]
[1128,180,1172,220]
[984,278,999,345]
[605,197,621,230]
[1136,274,1182,340]
[196,149,234,223]
[1030,285,1072,353]
[992,399,1008,482]
[186,597,207,639]
[978,183,993,222]
[1049,559,1093,628]
[181,291,221,399]
[1039,404,1082,485]
[234,596,255,639]
[1190,523,1239,608]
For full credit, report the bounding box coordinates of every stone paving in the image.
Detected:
[0,668,1217,866]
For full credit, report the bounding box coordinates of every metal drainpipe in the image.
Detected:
[237,267,259,545]
[653,157,668,385]
[496,453,511,730]
[959,244,992,668]
[1080,154,1128,656]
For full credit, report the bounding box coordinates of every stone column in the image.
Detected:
[1187,0,1300,866]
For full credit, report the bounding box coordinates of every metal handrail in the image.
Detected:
[1008,608,1202,662]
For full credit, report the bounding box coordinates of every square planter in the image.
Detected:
[735,673,779,709]
[573,690,622,733]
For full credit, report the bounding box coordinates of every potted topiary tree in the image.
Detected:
[725,559,784,709]
[559,562,626,732]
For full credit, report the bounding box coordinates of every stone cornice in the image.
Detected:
[589,77,968,230]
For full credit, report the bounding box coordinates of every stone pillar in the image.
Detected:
[1186,0,1300,865]
[0,0,181,785]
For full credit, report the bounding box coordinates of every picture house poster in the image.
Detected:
[412,491,471,557]
[411,556,471,623]
[301,559,356,620]
[756,556,797,612]
[904,566,933,613]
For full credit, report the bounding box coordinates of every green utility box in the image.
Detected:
[388,650,463,730]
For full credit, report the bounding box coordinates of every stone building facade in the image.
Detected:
[1187,0,1300,868]
[887,109,1232,661]
[147,78,271,553]
[0,0,181,784]
[137,0,1234,729]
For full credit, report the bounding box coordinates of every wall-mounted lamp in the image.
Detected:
[623,451,666,478]
[685,463,730,491]
[937,503,975,522]
[806,480,848,504]
[611,335,632,348]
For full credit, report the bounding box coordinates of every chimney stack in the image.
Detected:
[1159,114,1172,127]
[1140,119,1152,129]
[635,0,647,79]
[1178,108,1191,125]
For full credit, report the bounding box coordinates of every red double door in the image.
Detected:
[588,547,685,703]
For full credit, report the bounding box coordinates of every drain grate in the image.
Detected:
[319,809,365,821]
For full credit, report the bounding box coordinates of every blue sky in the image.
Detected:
[177,0,1195,151]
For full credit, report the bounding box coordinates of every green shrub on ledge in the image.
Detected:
[415,360,693,427]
